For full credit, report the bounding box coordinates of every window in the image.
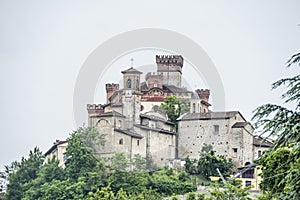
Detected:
[192,103,196,113]
[233,148,238,153]
[126,79,131,88]
[136,79,139,90]
[214,125,219,134]
[243,169,254,178]
[258,150,262,157]
[119,138,123,145]
[245,181,252,187]
[154,80,158,87]
[137,140,140,146]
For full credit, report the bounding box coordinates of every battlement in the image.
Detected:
[156,55,183,67]
[196,89,210,101]
[87,104,104,115]
[145,72,163,81]
[87,104,103,110]
[105,83,119,92]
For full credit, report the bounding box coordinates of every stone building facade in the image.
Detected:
[45,55,271,170]
[87,65,177,166]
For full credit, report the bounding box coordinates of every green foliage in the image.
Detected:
[186,192,196,200]
[171,194,180,200]
[132,154,147,172]
[197,193,206,200]
[206,183,251,200]
[5,147,44,200]
[22,157,65,199]
[110,152,129,172]
[65,127,105,181]
[201,143,213,153]
[89,186,115,200]
[185,150,233,180]
[184,156,198,174]
[253,53,300,199]
[108,172,149,195]
[256,149,292,194]
[149,168,196,196]
[159,96,190,125]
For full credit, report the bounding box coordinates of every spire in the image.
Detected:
[130,58,134,68]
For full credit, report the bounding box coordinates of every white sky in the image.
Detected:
[0,0,299,169]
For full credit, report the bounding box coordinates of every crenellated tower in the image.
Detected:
[87,104,104,126]
[156,55,183,87]
[105,83,119,104]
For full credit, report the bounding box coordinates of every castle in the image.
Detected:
[46,55,272,170]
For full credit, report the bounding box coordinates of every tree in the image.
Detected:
[132,154,147,172]
[5,147,44,200]
[109,152,129,172]
[201,143,213,153]
[65,127,105,181]
[23,157,66,199]
[197,150,233,180]
[206,183,252,200]
[159,96,190,125]
[252,52,300,199]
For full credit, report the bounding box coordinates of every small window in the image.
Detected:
[233,148,238,153]
[192,103,196,113]
[214,125,219,134]
[258,150,262,157]
[137,140,140,146]
[119,138,123,145]
[245,181,252,187]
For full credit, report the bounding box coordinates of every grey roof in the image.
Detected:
[177,111,246,121]
[253,136,273,147]
[140,113,174,125]
[44,140,67,156]
[163,85,193,93]
[121,67,142,74]
[232,122,249,128]
[201,100,211,106]
[134,124,176,135]
[90,110,125,118]
[114,128,143,139]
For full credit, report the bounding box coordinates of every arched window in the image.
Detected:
[119,138,123,145]
[126,79,131,88]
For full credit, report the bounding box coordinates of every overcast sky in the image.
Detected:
[0,0,299,169]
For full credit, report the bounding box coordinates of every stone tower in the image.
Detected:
[156,55,183,87]
[121,67,143,129]
[105,83,119,104]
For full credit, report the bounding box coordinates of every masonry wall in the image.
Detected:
[178,113,254,167]
[178,118,232,160]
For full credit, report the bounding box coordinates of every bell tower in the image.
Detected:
[121,67,142,129]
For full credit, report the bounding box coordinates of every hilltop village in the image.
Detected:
[45,55,272,188]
